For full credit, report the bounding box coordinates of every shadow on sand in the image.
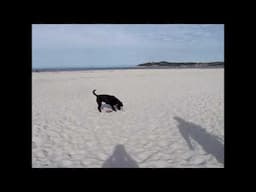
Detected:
[174,116,224,164]
[102,144,139,168]
[101,103,114,112]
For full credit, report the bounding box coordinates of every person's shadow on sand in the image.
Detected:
[102,144,139,168]
[174,116,224,164]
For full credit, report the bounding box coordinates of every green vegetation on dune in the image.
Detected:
[137,61,224,67]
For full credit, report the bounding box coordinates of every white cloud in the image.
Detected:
[32,24,144,49]
[33,24,223,50]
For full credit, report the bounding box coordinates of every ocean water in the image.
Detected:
[32,67,144,72]
[32,65,223,72]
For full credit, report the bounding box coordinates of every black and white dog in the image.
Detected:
[93,89,123,112]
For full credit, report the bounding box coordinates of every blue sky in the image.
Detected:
[32,24,224,68]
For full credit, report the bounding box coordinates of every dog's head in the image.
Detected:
[116,101,123,110]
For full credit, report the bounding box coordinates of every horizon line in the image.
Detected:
[32,60,224,69]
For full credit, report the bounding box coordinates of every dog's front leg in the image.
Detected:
[111,105,117,112]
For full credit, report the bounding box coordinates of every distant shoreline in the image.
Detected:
[32,65,224,72]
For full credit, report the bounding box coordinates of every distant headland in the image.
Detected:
[137,61,224,68]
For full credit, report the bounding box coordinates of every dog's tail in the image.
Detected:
[92,89,97,96]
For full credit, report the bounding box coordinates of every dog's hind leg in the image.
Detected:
[96,99,102,112]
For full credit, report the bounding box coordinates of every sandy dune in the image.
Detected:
[32,69,224,168]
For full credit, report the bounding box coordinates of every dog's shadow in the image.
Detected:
[101,103,115,113]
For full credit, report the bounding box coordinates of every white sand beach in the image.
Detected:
[32,68,224,168]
